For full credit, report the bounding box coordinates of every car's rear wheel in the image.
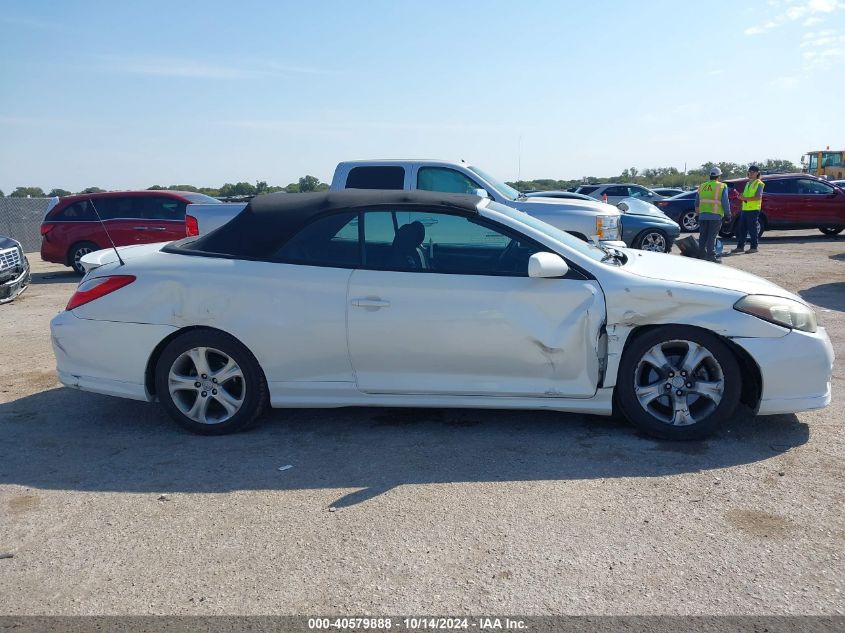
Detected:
[616,326,741,440]
[819,227,843,236]
[633,229,670,252]
[68,241,98,275]
[155,329,268,435]
[680,210,699,232]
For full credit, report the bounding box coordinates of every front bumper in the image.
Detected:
[733,326,834,415]
[0,259,31,304]
[51,310,178,401]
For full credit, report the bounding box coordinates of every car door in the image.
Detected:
[346,207,605,398]
[761,178,797,227]
[603,186,628,204]
[95,196,145,247]
[136,196,188,243]
[794,178,842,228]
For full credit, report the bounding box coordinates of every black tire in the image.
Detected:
[154,328,268,435]
[820,227,843,236]
[680,210,699,232]
[68,241,99,275]
[616,326,741,440]
[756,215,766,239]
[633,229,670,252]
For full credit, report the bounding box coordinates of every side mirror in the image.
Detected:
[471,188,490,199]
[528,252,569,278]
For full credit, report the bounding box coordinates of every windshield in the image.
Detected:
[183,193,222,204]
[467,165,521,201]
[484,201,612,263]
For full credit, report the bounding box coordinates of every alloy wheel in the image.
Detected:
[633,339,724,426]
[639,232,667,252]
[167,346,246,425]
[73,247,93,273]
[681,211,699,232]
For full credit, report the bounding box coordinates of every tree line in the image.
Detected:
[506,159,799,193]
[1,159,799,199]
[0,175,330,199]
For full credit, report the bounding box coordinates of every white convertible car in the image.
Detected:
[52,190,834,440]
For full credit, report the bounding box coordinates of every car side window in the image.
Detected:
[362,209,542,276]
[762,179,790,194]
[604,186,627,197]
[345,166,405,190]
[628,186,651,198]
[54,200,97,221]
[143,197,187,220]
[417,167,482,194]
[796,179,834,195]
[274,211,360,268]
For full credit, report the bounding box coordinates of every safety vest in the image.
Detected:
[742,179,764,211]
[698,179,726,217]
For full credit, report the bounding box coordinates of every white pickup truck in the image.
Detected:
[185,159,625,245]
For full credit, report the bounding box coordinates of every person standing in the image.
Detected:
[732,165,765,254]
[695,167,730,262]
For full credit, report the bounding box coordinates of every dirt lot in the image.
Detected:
[0,231,843,615]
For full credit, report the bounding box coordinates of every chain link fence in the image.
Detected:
[0,197,54,253]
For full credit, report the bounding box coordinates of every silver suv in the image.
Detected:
[576,183,665,205]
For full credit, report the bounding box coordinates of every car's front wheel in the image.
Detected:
[680,210,699,232]
[819,227,843,236]
[155,329,268,435]
[633,229,670,252]
[616,326,741,440]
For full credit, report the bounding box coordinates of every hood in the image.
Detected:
[616,197,670,218]
[622,249,803,301]
[510,197,622,217]
[80,241,170,274]
[0,236,22,250]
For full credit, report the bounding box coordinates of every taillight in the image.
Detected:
[66,275,136,311]
[186,214,198,237]
[40,223,56,236]
[656,202,668,208]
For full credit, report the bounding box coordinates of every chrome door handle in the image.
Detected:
[351,298,390,308]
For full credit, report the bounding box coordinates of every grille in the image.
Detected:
[0,247,22,271]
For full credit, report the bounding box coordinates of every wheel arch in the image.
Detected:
[144,325,268,400]
[616,323,761,411]
[65,240,100,267]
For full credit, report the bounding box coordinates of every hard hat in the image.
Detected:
[710,167,722,177]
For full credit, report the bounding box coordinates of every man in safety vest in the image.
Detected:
[695,166,730,262]
[731,165,765,254]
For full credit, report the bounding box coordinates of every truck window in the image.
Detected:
[345,166,405,190]
[417,167,482,194]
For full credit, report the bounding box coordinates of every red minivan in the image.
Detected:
[41,190,220,274]
[722,173,845,239]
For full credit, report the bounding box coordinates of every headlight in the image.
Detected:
[734,295,817,333]
[595,215,620,240]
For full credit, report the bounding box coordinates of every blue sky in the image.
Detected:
[1,0,843,191]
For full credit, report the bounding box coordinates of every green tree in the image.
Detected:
[10,186,46,197]
[298,175,322,192]
[218,182,257,197]
[80,187,106,194]
[48,188,72,197]
[147,185,165,190]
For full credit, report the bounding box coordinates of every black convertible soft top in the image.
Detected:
[167,189,482,259]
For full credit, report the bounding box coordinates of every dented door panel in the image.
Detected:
[347,269,605,397]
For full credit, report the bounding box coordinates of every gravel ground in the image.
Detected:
[0,231,842,615]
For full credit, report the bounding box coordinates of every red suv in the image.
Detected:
[721,173,845,239]
[41,190,219,274]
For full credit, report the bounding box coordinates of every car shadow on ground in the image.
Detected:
[0,387,809,507]
[729,234,845,245]
[799,282,845,312]
[29,271,79,285]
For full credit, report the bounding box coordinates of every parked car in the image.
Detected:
[56,190,833,442]
[575,183,665,205]
[654,191,700,232]
[831,179,845,188]
[0,235,30,304]
[720,173,845,238]
[40,190,220,274]
[652,188,685,197]
[524,191,597,201]
[616,198,681,252]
